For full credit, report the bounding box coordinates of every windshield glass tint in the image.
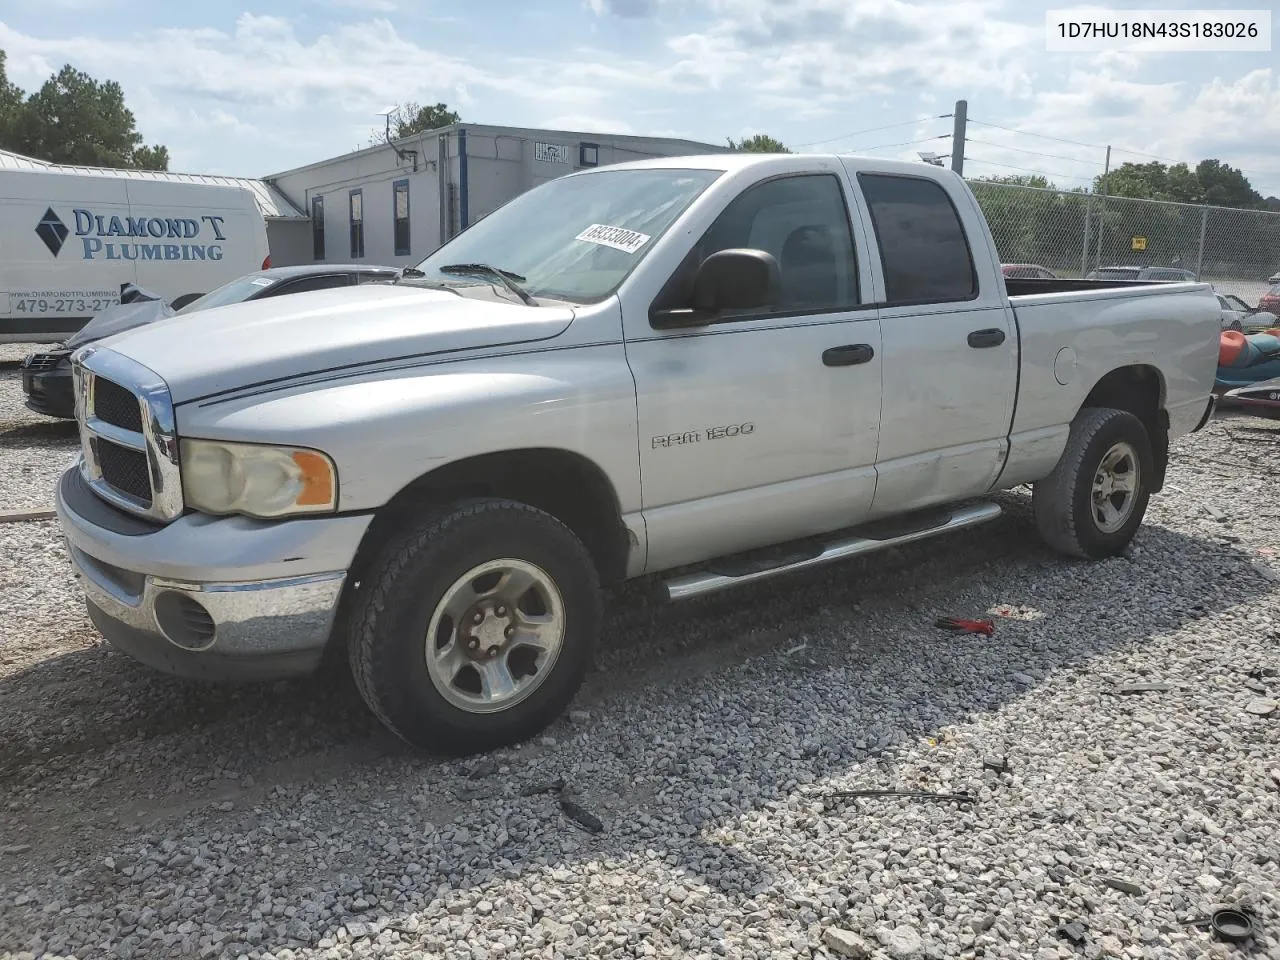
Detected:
[412,168,722,303]
[175,276,275,314]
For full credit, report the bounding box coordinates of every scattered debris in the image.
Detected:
[822,926,873,959]
[467,758,500,779]
[1195,875,1223,892]
[567,710,591,724]
[519,777,566,797]
[1057,920,1088,945]
[1200,502,1229,522]
[982,756,1011,775]
[826,788,976,805]
[988,603,1046,621]
[1116,682,1175,695]
[1245,698,1278,717]
[1184,908,1257,944]
[784,642,808,656]
[935,616,995,636]
[558,796,604,834]
[0,507,56,525]
[1101,877,1144,896]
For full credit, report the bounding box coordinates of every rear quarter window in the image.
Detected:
[858,173,977,305]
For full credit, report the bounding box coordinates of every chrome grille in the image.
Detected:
[71,346,184,522]
[92,378,144,432]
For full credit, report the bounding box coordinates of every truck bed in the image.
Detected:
[1004,276,1203,298]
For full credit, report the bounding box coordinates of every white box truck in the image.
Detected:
[1,168,270,343]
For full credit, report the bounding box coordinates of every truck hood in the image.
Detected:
[95,283,576,403]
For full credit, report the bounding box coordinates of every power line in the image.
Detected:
[965,156,1097,183]
[965,137,1105,167]
[794,115,952,148]
[967,118,1186,165]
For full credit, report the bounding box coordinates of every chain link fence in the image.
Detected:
[967,180,1280,306]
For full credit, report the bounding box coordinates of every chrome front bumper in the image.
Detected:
[56,464,373,681]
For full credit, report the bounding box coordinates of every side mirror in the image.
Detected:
[650,248,781,329]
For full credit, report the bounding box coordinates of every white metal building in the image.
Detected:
[261,123,730,269]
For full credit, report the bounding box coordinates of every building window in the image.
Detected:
[349,188,364,259]
[393,179,410,257]
[311,196,325,261]
[579,142,599,167]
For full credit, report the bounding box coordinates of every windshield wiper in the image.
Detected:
[438,263,536,306]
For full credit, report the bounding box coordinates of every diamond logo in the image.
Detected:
[35,207,69,257]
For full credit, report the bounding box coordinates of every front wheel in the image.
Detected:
[346,498,602,755]
[1032,407,1155,559]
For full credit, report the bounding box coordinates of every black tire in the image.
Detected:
[346,497,602,755]
[1031,407,1155,560]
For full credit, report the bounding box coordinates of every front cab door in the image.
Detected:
[620,163,885,574]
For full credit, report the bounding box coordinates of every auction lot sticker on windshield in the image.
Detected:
[575,224,651,254]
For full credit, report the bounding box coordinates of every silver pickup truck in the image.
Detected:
[55,153,1221,754]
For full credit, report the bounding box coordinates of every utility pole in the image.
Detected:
[950,99,967,176]
[1092,145,1111,271]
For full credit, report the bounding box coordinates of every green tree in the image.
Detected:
[726,133,791,153]
[378,101,460,142]
[1,57,169,169]
[0,51,27,148]
[1094,158,1263,210]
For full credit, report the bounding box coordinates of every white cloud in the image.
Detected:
[323,0,397,11]
[585,0,661,17]
[539,115,637,134]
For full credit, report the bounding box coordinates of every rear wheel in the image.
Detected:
[1032,407,1155,559]
[347,497,602,754]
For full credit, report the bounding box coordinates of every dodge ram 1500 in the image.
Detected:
[55,153,1221,753]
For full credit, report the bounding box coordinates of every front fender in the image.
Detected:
[174,344,643,517]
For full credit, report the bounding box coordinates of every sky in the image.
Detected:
[1,0,1277,196]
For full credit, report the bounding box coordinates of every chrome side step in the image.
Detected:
[660,500,1004,602]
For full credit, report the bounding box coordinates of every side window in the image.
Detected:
[393,179,411,257]
[858,173,977,304]
[653,173,860,320]
[349,188,364,259]
[311,196,325,261]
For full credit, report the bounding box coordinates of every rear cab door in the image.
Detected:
[838,159,1019,518]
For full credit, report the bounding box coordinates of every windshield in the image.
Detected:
[410,168,723,304]
[175,275,277,314]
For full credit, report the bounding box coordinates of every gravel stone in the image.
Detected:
[1245,697,1278,716]
[2,398,1279,959]
[880,924,923,958]
[823,926,872,958]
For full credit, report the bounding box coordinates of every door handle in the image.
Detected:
[822,344,875,366]
[967,328,1006,348]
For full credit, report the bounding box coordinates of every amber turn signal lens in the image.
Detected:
[292,450,336,507]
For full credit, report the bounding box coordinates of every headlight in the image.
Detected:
[180,439,338,518]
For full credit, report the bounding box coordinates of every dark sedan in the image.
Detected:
[21,263,400,419]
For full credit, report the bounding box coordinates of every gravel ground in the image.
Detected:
[0,357,78,513]
[1,405,1278,960]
